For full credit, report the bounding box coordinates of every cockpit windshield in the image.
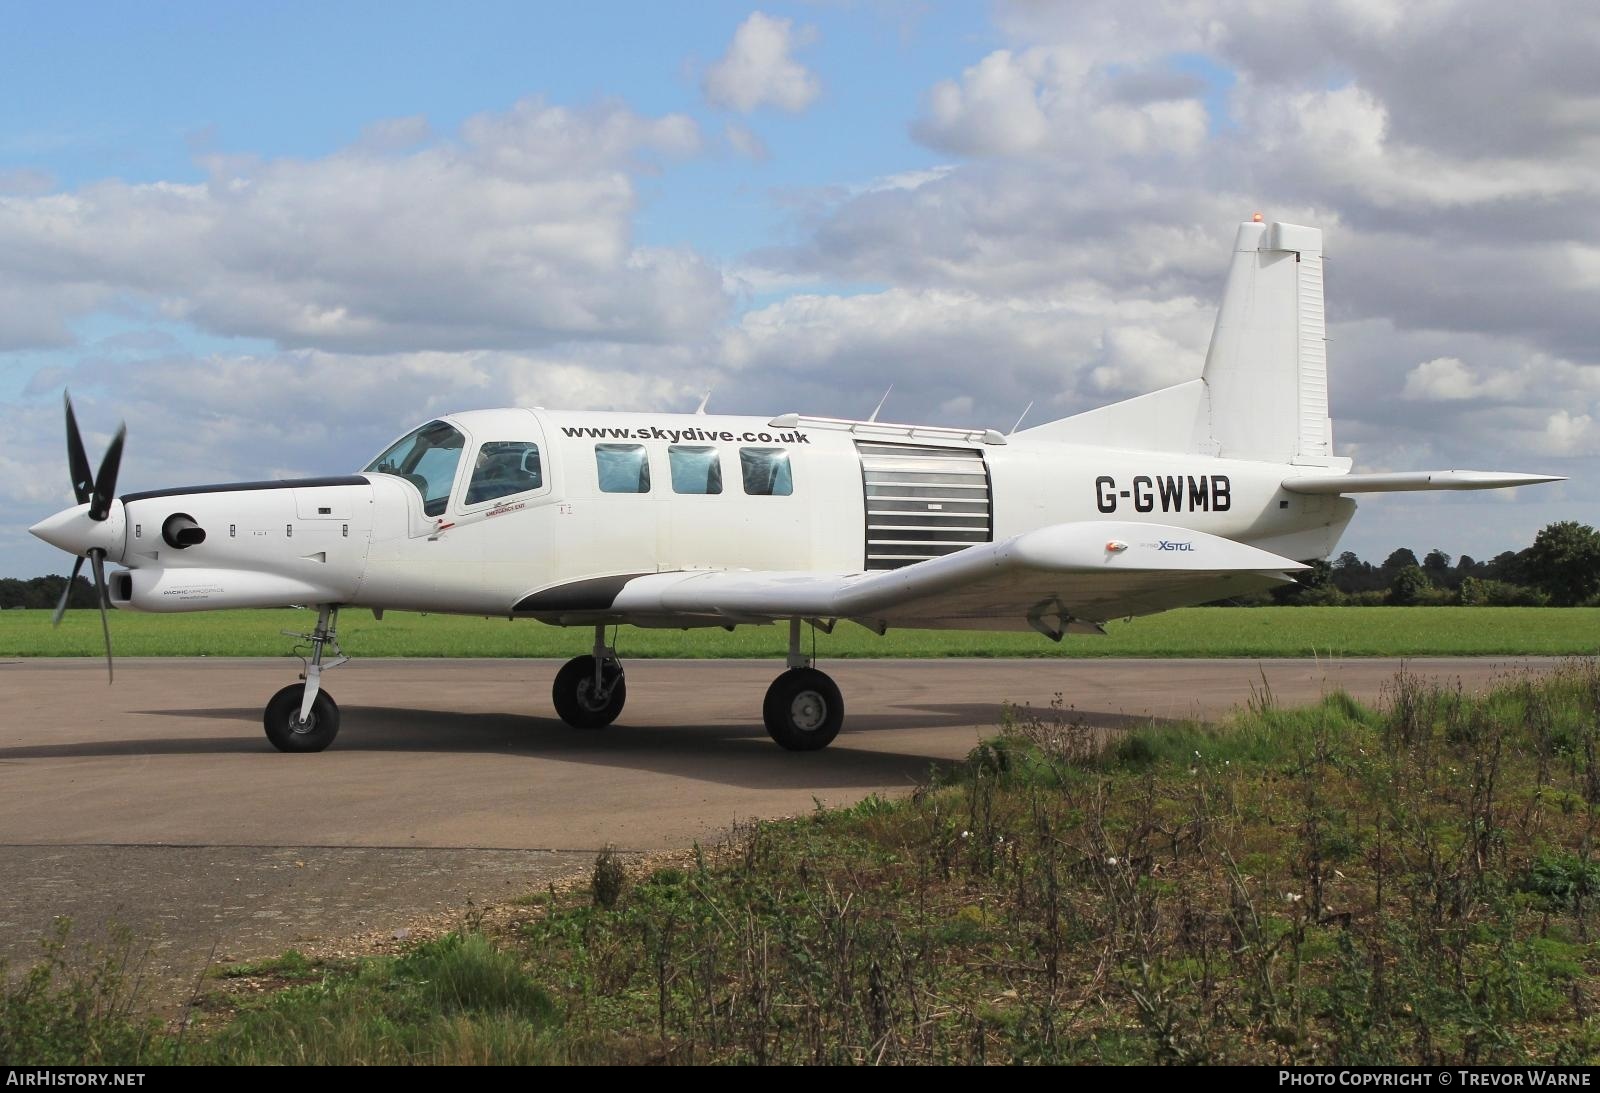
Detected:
[364,420,465,517]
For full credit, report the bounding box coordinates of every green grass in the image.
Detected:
[4,605,1599,658]
[11,661,1600,1064]
[193,934,568,1065]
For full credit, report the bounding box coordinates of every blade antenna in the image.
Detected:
[867,385,893,423]
[694,389,713,415]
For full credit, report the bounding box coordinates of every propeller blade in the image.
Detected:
[88,424,126,522]
[50,555,86,627]
[89,549,113,683]
[64,392,93,506]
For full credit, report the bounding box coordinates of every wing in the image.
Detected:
[515,521,1306,640]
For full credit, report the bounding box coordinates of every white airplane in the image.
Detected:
[30,218,1562,753]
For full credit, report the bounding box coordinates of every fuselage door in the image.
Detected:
[855,441,993,570]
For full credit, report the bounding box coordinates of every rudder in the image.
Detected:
[1202,220,1337,466]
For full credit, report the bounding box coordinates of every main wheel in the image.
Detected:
[264,683,341,753]
[553,655,627,728]
[763,668,843,751]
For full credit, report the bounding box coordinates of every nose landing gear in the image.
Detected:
[264,605,347,752]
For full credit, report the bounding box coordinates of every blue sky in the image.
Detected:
[2,2,1594,578]
[1,2,978,253]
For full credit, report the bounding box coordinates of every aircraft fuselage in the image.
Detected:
[99,406,1353,623]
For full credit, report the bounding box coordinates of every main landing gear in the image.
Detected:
[552,626,627,728]
[547,619,845,750]
[763,619,843,751]
[264,605,347,752]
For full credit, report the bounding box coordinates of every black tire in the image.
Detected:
[264,683,341,753]
[553,655,627,728]
[763,668,843,751]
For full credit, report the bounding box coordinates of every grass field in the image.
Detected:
[2,605,1597,659]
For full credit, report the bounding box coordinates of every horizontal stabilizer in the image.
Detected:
[1282,470,1566,495]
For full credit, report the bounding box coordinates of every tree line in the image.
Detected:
[1262,520,1600,607]
[6,521,1597,611]
[0,574,101,611]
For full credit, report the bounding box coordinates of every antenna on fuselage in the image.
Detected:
[693,389,714,415]
[1010,401,1034,435]
[866,385,893,423]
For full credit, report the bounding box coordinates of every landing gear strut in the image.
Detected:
[553,625,627,728]
[763,619,843,751]
[264,604,347,752]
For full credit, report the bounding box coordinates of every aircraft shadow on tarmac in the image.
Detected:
[1,703,1184,790]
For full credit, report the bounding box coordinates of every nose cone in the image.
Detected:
[29,501,126,561]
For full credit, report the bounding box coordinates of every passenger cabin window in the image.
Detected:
[365,420,465,517]
[465,441,542,505]
[739,447,793,496]
[669,445,722,495]
[595,444,651,493]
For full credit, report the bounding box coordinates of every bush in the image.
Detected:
[1387,565,1432,606]
[592,846,626,909]
[0,920,161,1065]
[1523,852,1600,914]
[1344,590,1388,607]
[1295,585,1347,606]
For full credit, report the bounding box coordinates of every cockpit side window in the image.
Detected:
[365,420,466,517]
[466,441,543,505]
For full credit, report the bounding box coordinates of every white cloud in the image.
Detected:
[916,50,1054,157]
[710,283,1217,426]
[0,98,724,354]
[1402,357,1489,401]
[912,44,1209,160]
[1237,83,1590,210]
[703,12,821,114]
[1539,410,1595,455]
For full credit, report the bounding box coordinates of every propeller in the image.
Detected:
[65,396,93,505]
[52,392,126,683]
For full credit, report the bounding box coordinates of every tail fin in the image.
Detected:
[1202,220,1336,465]
[1025,219,1345,468]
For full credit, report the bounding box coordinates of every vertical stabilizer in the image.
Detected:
[1201,220,1338,466]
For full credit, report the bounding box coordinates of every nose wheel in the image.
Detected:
[264,683,341,752]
